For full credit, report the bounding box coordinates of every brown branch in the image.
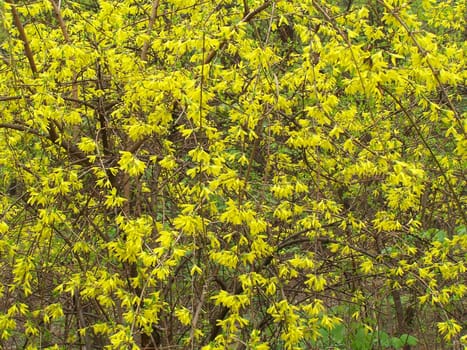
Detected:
[0,95,22,102]
[241,0,272,23]
[242,0,250,18]
[127,136,148,154]
[49,0,70,42]
[0,122,42,136]
[141,0,160,61]
[203,41,226,65]
[47,121,89,162]
[7,2,37,75]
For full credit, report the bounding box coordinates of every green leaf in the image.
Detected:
[391,336,403,349]
[352,328,372,350]
[400,334,418,346]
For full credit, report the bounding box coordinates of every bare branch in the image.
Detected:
[0,95,22,102]
[49,0,70,42]
[0,122,42,136]
[7,1,37,75]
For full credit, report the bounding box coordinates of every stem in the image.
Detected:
[8,2,37,75]
[141,0,160,61]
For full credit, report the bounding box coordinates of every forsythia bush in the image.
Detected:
[0,0,465,349]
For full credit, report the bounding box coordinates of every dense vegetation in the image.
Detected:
[0,0,465,349]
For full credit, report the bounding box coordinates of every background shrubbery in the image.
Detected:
[0,0,465,349]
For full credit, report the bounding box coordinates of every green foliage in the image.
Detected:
[0,0,465,349]
[315,322,419,349]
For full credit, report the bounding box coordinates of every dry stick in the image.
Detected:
[242,0,250,17]
[141,0,160,61]
[242,0,272,23]
[7,2,37,75]
[94,62,117,186]
[204,0,273,64]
